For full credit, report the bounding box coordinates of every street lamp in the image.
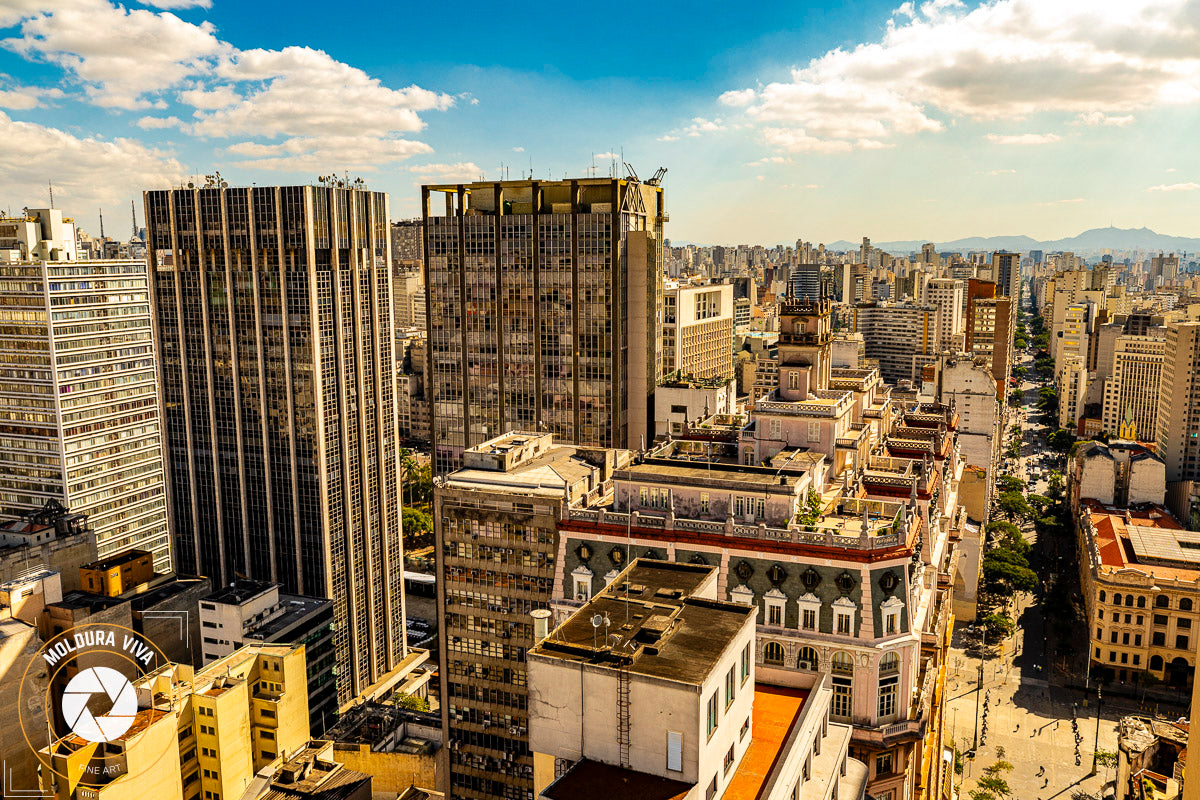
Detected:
[1089,684,1103,776]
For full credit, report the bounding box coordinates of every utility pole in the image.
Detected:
[1089,685,1103,775]
[973,624,987,750]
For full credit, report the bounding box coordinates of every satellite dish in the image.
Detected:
[591,614,604,628]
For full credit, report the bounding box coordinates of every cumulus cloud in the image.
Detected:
[0,80,64,110]
[989,168,1017,174]
[722,0,1200,153]
[985,132,1061,145]
[1073,111,1135,127]
[1146,182,1200,192]
[594,151,619,159]
[0,110,185,213]
[407,162,484,183]
[657,134,679,142]
[512,146,524,152]
[3,1,454,171]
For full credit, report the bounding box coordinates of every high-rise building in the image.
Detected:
[421,178,665,475]
[435,432,617,800]
[991,251,1020,298]
[1156,322,1200,483]
[922,278,964,352]
[847,303,937,384]
[1101,336,1165,441]
[662,280,734,380]
[789,262,822,300]
[0,208,171,570]
[143,185,406,704]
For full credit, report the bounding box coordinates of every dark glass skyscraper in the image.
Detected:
[144,185,405,704]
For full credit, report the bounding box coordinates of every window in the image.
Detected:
[1109,651,1116,662]
[1097,609,1104,620]
[1177,635,1190,650]
[1153,632,1166,646]
[640,487,647,506]
[1182,598,1194,612]
[798,646,818,671]
[880,651,900,675]
[725,667,736,709]
[572,566,593,602]
[1099,590,1106,602]
[878,676,898,718]
[1134,654,1141,665]
[1114,594,1123,607]
[807,421,821,443]
[736,497,745,517]
[1120,653,1128,664]
[1138,596,1146,608]
[789,372,799,390]
[1179,618,1192,630]
[700,493,709,514]
[707,776,718,800]
[832,678,852,719]
[1110,631,1117,644]
[724,744,735,774]
[764,642,785,666]
[706,692,719,739]
[740,717,750,740]
[768,603,783,626]
[886,612,898,634]
[1122,633,1130,645]
[740,643,751,683]
[837,611,852,635]
[1137,616,1144,625]
[261,750,274,760]
[1155,614,1169,626]
[1157,595,1170,608]
[1125,614,1131,624]
[1135,634,1142,646]
[876,751,894,776]
[666,732,682,772]
[832,651,854,675]
[803,607,817,630]
[769,419,781,439]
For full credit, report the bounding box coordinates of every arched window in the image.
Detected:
[1181,598,1193,612]
[798,647,819,670]
[1099,590,1106,603]
[831,651,854,675]
[764,642,785,666]
[880,651,900,675]
[1113,594,1122,607]
[1150,655,1164,672]
[1137,596,1146,608]
[1156,595,1170,609]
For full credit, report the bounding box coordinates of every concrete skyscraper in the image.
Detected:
[1157,322,1200,484]
[0,208,171,570]
[991,251,1020,298]
[421,177,666,475]
[144,185,406,704]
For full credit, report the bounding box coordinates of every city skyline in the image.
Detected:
[2,0,1199,244]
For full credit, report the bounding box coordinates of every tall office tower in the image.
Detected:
[421,178,665,476]
[848,302,937,384]
[920,242,939,267]
[860,236,871,266]
[922,278,965,351]
[1101,336,1165,441]
[143,185,406,704]
[967,296,1013,398]
[0,209,171,570]
[662,280,734,380]
[1156,322,1200,483]
[1151,252,1180,284]
[991,251,1020,298]
[789,262,822,300]
[435,433,614,800]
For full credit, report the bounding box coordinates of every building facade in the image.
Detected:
[144,185,406,704]
[422,178,666,475]
[0,208,171,570]
[662,280,734,381]
[1101,336,1165,441]
[1156,323,1200,484]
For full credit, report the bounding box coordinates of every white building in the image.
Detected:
[922,278,964,352]
[664,280,735,381]
[528,558,867,800]
[0,209,170,570]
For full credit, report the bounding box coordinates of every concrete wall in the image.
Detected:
[334,745,438,800]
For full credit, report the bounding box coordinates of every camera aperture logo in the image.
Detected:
[17,622,171,790]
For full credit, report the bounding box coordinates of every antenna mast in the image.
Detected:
[48,181,54,209]
[98,208,105,239]
[131,200,138,239]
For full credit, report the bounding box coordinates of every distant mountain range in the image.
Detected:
[822,226,1200,257]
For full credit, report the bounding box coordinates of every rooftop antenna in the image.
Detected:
[48,180,54,209]
[130,200,137,239]
[99,208,105,239]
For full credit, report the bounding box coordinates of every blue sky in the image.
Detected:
[1,0,1198,244]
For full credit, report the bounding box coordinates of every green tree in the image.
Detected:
[1009,389,1024,405]
[997,475,1026,493]
[1049,429,1076,453]
[996,490,1032,521]
[402,506,434,549]
[982,612,1015,637]
[394,692,431,712]
[1014,338,1028,350]
[795,488,824,525]
[983,550,1038,594]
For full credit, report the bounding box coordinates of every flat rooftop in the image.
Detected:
[81,549,152,571]
[250,594,331,640]
[531,559,752,685]
[541,759,692,800]
[724,686,809,800]
[205,578,277,605]
[1085,501,1193,578]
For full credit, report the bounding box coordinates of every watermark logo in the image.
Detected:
[60,667,138,743]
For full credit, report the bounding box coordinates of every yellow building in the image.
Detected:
[41,643,310,800]
[80,550,155,597]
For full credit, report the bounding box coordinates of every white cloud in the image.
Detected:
[2,3,455,172]
[0,110,184,217]
[723,0,1200,153]
[747,156,793,165]
[1146,182,1200,192]
[1166,167,1177,172]
[512,146,524,152]
[594,151,619,160]
[1036,197,1086,205]
[656,134,679,142]
[136,114,181,129]
[0,80,63,110]
[1072,111,1135,127]
[985,132,1061,145]
[989,168,1017,175]
[4,0,228,109]
[407,162,484,183]
[756,175,765,181]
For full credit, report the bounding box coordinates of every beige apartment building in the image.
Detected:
[663,279,735,380]
[1101,336,1165,441]
[42,643,310,800]
[1157,323,1200,484]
